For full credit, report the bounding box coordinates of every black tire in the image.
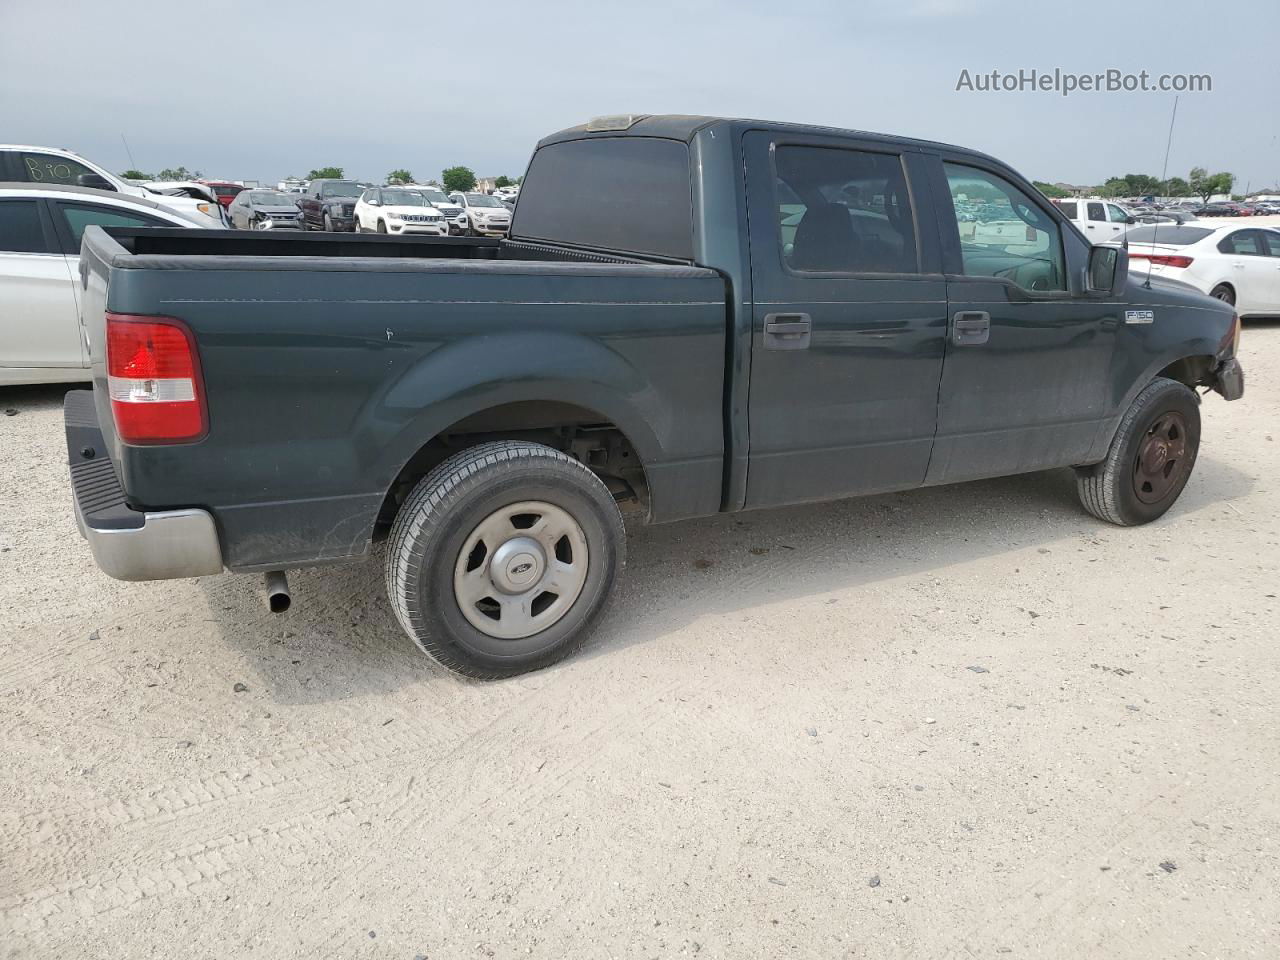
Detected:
[1209,283,1235,306]
[298,213,309,231]
[385,441,626,679]
[1076,376,1200,526]
[323,212,334,232]
[377,220,387,234]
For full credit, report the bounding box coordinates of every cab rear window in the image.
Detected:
[512,137,693,259]
[1122,226,1213,246]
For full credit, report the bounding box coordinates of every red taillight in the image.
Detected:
[1128,253,1194,269]
[106,313,207,444]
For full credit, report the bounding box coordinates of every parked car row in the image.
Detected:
[277,178,512,237]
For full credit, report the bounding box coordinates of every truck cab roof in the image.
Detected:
[538,114,1005,167]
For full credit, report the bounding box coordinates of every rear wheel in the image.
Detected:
[1210,283,1235,306]
[385,441,625,679]
[1076,377,1200,526]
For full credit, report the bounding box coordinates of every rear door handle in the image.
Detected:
[763,312,812,350]
[952,310,990,346]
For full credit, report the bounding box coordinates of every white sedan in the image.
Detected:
[0,184,205,386]
[353,187,448,236]
[1122,223,1280,317]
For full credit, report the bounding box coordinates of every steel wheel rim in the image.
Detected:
[453,500,589,640]
[1133,411,1189,504]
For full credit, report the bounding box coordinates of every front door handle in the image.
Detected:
[763,312,812,350]
[952,310,990,346]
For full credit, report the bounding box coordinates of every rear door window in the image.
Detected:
[1055,200,1078,218]
[772,144,918,274]
[1218,230,1265,255]
[512,137,693,259]
[0,199,55,253]
[1086,202,1106,222]
[50,202,171,252]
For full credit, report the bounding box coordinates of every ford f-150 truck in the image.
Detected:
[66,114,1244,678]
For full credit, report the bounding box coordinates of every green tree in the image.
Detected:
[156,166,201,181]
[441,165,477,193]
[307,166,344,180]
[1123,173,1163,196]
[1162,176,1191,197]
[494,175,512,189]
[1188,166,1234,205]
[120,169,152,180]
[1100,177,1128,198]
[1032,180,1069,199]
[387,169,413,184]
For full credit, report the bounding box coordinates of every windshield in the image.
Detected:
[467,194,504,207]
[249,191,296,206]
[1123,226,1214,245]
[321,182,362,198]
[419,189,453,205]
[381,190,428,207]
[212,184,244,198]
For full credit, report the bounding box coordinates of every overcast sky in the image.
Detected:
[2,0,1276,191]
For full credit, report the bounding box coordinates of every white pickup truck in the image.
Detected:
[1051,198,1135,242]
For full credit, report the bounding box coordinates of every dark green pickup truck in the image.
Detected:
[68,114,1243,677]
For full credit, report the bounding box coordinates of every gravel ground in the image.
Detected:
[2,324,1277,959]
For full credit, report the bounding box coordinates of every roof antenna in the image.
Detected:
[120,133,138,173]
[1144,95,1179,290]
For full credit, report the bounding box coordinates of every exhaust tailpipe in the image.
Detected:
[264,570,291,613]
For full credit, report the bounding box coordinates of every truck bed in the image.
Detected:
[78,226,729,571]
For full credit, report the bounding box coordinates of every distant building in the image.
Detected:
[1052,182,1093,197]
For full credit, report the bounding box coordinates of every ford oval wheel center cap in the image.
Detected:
[489,537,546,594]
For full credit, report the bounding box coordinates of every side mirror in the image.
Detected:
[1087,244,1128,297]
[1125,215,1136,224]
[77,172,113,191]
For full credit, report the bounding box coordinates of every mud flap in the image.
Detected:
[1212,357,1244,401]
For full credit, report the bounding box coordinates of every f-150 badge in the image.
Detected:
[1125,310,1155,324]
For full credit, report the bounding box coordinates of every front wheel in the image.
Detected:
[323,212,334,232]
[1076,377,1201,526]
[385,441,625,678]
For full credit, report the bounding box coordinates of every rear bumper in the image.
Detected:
[65,390,224,581]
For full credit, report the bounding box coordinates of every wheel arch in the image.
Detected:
[366,333,674,530]
[374,398,654,534]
